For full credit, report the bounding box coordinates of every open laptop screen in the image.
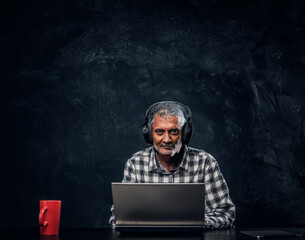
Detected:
[112,183,205,229]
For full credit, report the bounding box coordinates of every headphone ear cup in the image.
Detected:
[142,122,152,144]
[182,122,194,145]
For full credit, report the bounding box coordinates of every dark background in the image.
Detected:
[1,0,305,228]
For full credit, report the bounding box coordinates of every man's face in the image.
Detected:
[152,114,183,157]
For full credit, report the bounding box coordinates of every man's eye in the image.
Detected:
[155,130,164,135]
[170,129,180,135]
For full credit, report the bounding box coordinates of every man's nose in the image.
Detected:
[162,132,172,143]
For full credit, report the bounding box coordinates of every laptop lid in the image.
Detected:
[111,183,205,228]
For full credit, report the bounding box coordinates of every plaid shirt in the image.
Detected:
[109,146,235,230]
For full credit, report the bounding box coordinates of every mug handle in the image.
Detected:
[39,207,48,227]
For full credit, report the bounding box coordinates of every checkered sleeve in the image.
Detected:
[109,158,138,229]
[204,156,235,230]
[109,205,116,229]
[122,158,138,183]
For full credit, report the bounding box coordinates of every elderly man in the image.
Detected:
[109,101,235,230]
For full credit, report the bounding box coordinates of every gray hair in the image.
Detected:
[148,102,187,131]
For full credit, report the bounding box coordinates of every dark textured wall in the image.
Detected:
[2,0,305,228]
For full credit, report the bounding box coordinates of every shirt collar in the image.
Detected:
[148,145,191,172]
[148,147,159,172]
[179,145,190,171]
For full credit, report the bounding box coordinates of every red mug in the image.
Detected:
[39,200,61,235]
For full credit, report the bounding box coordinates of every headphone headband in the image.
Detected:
[144,101,192,122]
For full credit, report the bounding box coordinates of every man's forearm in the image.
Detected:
[205,210,235,229]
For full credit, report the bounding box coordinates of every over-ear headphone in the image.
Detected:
[142,101,193,145]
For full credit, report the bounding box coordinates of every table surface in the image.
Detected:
[2,227,305,240]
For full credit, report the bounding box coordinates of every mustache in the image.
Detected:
[161,144,175,147]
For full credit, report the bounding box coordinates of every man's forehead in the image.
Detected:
[152,114,180,128]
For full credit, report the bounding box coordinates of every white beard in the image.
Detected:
[170,138,182,157]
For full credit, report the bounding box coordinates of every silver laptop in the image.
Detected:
[111,183,205,232]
